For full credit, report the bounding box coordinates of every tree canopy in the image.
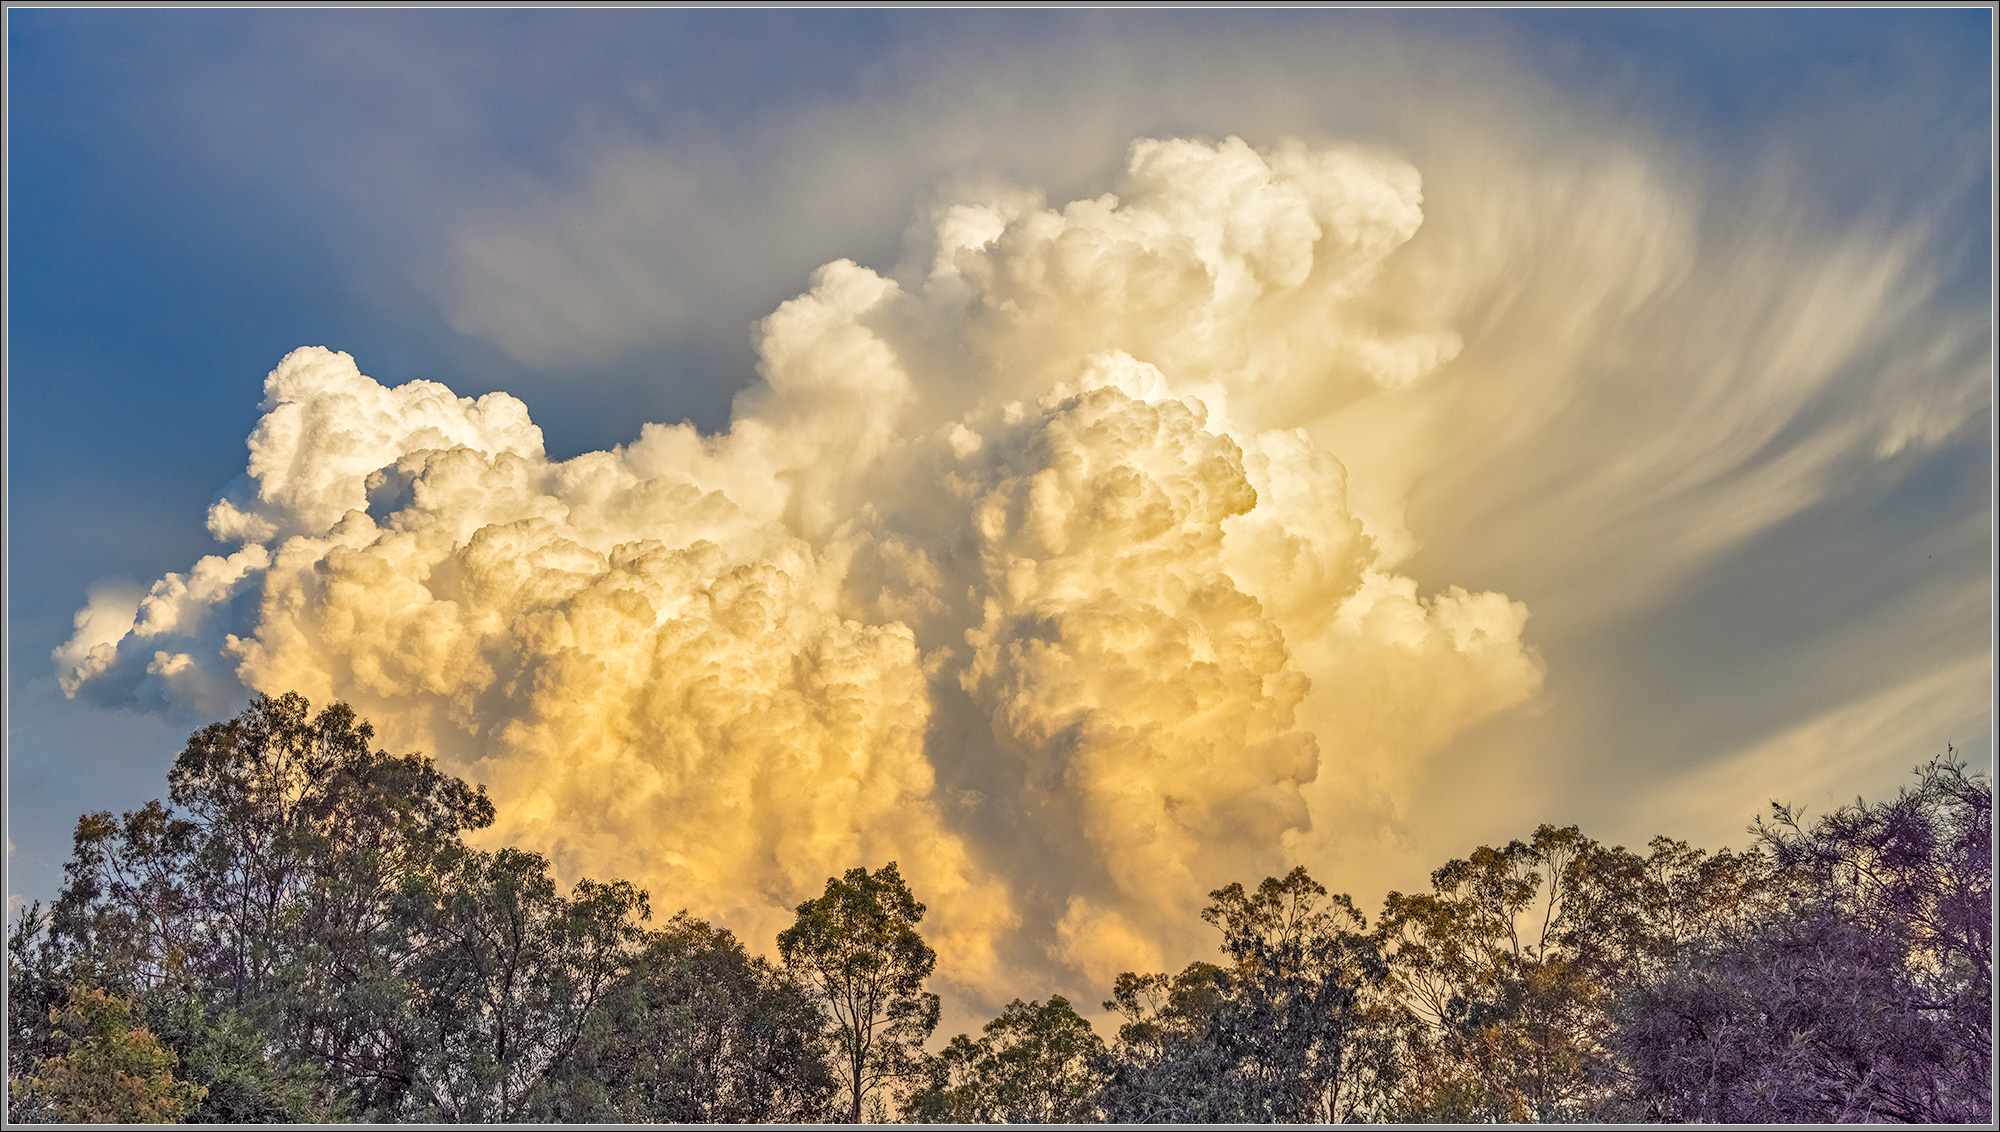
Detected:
[6,695,1989,1124]
[777,862,939,1122]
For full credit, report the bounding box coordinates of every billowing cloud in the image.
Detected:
[59,136,1544,1001]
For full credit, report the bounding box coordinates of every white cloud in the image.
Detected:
[49,27,1990,1009]
[61,137,1544,1001]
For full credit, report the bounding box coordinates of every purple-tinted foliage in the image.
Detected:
[1613,911,1984,1122]
[1611,753,1992,1124]
[1758,753,1992,1087]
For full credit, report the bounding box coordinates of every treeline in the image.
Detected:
[6,694,1991,1123]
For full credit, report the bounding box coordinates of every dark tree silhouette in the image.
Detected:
[906,995,1107,1122]
[7,696,1988,1125]
[776,862,939,1122]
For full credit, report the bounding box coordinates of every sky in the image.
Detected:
[6,9,1992,1023]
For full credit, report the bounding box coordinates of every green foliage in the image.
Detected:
[906,996,1106,1122]
[172,1004,333,1124]
[7,696,1989,1126]
[6,693,835,1123]
[1096,868,1389,1123]
[1374,823,1770,1121]
[390,846,652,1121]
[554,913,838,1122]
[7,902,67,1096]
[10,985,207,1124]
[777,862,939,1122]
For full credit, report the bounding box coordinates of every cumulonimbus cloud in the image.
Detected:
[60,136,1545,999]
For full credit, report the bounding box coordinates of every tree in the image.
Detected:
[161,1000,332,1123]
[9,986,206,1123]
[1609,753,1991,1123]
[10,693,846,1122]
[1201,867,1387,1122]
[394,846,651,1121]
[1375,824,1766,1121]
[776,862,939,1122]
[555,913,837,1122]
[23,692,499,1119]
[1611,913,1972,1122]
[1098,867,1386,1123]
[7,902,68,1107]
[1755,749,1990,1085]
[905,995,1107,1123]
[1097,961,1236,1122]
[166,693,491,1008]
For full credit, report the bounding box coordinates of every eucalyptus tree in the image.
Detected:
[906,995,1107,1123]
[10,696,900,1123]
[1376,824,1768,1121]
[1200,867,1388,1122]
[1609,754,1991,1123]
[394,847,651,1121]
[8,986,206,1123]
[776,862,939,1122]
[1097,960,1235,1122]
[548,912,837,1122]
[15,692,495,1120]
[1098,867,1387,1123]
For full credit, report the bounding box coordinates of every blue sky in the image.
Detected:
[6,9,1991,998]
